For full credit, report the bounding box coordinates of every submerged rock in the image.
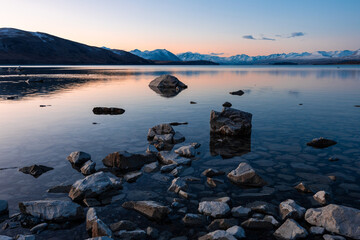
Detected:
[102,151,157,172]
[227,162,266,187]
[19,165,53,178]
[149,75,187,89]
[47,185,72,193]
[69,172,122,202]
[229,90,244,96]
[306,137,337,148]
[168,177,188,193]
[210,108,252,137]
[279,199,306,220]
[158,151,191,165]
[122,201,171,221]
[198,201,230,218]
[124,171,143,183]
[18,200,84,222]
[305,204,360,239]
[273,219,308,240]
[92,107,125,115]
[174,145,196,158]
[210,134,251,158]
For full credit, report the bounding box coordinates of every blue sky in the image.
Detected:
[0,0,359,56]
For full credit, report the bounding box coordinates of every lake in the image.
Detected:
[0,65,360,239]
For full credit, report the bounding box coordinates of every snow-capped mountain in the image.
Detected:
[129,49,181,61]
[177,49,360,64]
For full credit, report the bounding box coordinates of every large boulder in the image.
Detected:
[122,201,171,221]
[18,200,84,222]
[102,151,157,172]
[227,162,266,187]
[69,172,122,202]
[149,75,187,89]
[210,108,252,137]
[273,219,308,240]
[198,201,230,218]
[305,204,360,239]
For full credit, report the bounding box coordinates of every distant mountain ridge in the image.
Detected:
[130,49,181,61]
[0,28,151,65]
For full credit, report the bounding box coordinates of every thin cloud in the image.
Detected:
[243,35,256,40]
[243,35,275,41]
[289,32,305,38]
[261,37,275,41]
[210,52,224,56]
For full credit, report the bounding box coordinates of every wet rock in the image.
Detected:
[202,169,225,177]
[309,226,325,235]
[86,208,98,232]
[30,222,48,234]
[223,102,232,107]
[264,215,280,227]
[199,230,237,240]
[273,219,308,240]
[229,90,244,96]
[19,200,84,222]
[313,191,330,205]
[19,165,53,178]
[174,145,196,158]
[231,206,251,218]
[115,230,146,239]
[0,200,8,216]
[47,185,72,193]
[241,218,273,230]
[226,226,245,239]
[110,220,136,232]
[148,124,175,140]
[190,101,197,104]
[160,164,177,173]
[227,162,266,187]
[328,157,339,162]
[124,171,143,183]
[171,166,185,177]
[208,218,238,231]
[323,234,346,240]
[294,182,313,193]
[168,177,188,193]
[306,137,337,149]
[69,172,122,202]
[67,151,91,169]
[158,151,190,165]
[173,132,185,144]
[246,201,277,216]
[102,151,156,172]
[80,160,96,176]
[182,213,206,226]
[122,201,171,221]
[92,218,113,238]
[210,134,251,159]
[305,204,360,239]
[210,107,252,136]
[279,199,306,220]
[149,74,187,89]
[143,162,159,173]
[198,201,230,218]
[92,107,125,115]
[15,235,35,240]
[147,226,159,238]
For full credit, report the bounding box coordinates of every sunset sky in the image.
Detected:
[0,0,359,56]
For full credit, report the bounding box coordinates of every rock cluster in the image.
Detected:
[67,151,96,175]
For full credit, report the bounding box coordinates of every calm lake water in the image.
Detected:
[0,65,360,239]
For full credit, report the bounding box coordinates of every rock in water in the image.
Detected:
[92,107,125,115]
[122,201,171,221]
[273,219,308,240]
[18,200,84,222]
[279,199,306,220]
[227,162,266,187]
[69,172,122,202]
[306,137,337,148]
[174,145,196,157]
[147,123,175,141]
[102,151,157,172]
[149,75,187,89]
[19,165,53,178]
[210,107,252,136]
[305,204,360,239]
[222,102,232,107]
[198,201,230,218]
[229,90,245,96]
[67,151,91,168]
[313,191,330,205]
[80,160,96,176]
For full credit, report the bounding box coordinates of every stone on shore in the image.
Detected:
[294,182,313,193]
[323,234,346,240]
[227,162,266,187]
[69,172,122,202]
[92,107,125,115]
[198,201,230,218]
[147,123,175,140]
[226,226,246,239]
[279,199,306,220]
[182,213,206,226]
[110,220,137,232]
[306,137,337,149]
[18,200,84,222]
[305,204,360,239]
[313,191,330,205]
[210,108,252,136]
[102,151,157,172]
[149,75,187,89]
[92,218,113,238]
[19,165,53,178]
[124,171,143,183]
[231,206,251,218]
[86,207,98,232]
[143,162,159,173]
[241,218,273,230]
[207,218,238,231]
[273,219,308,240]
[122,201,171,221]
[67,151,91,168]
[199,230,237,240]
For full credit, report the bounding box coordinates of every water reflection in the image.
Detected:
[209,134,251,159]
[148,85,186,98]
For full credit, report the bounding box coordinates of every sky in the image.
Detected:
[0,0,359,56]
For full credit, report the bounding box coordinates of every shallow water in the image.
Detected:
[0,65,360,239]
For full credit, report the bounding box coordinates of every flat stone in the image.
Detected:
[231,206,251,218]
[273,219,308,240]
[227,162,266,187]
[199,230,237,240]
[102,151,157,172]
[124,171,143,183]
[19,165,53,178]
[30,223,48,234]
[305,204,360,239]
[241,218,273,230]
[19,200,84,222]
[93,107,125,115]
[246,201,277,216]
[306,137,337,149]
[122,201,171,221]
[198,201,230,218]
[229,90,244,96]
[279,199,306,220]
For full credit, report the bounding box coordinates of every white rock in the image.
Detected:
[226,226,246,239]
[198,201,230,218]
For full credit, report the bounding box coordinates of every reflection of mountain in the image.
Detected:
[149,85,185,98]
[210,134,251,159]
